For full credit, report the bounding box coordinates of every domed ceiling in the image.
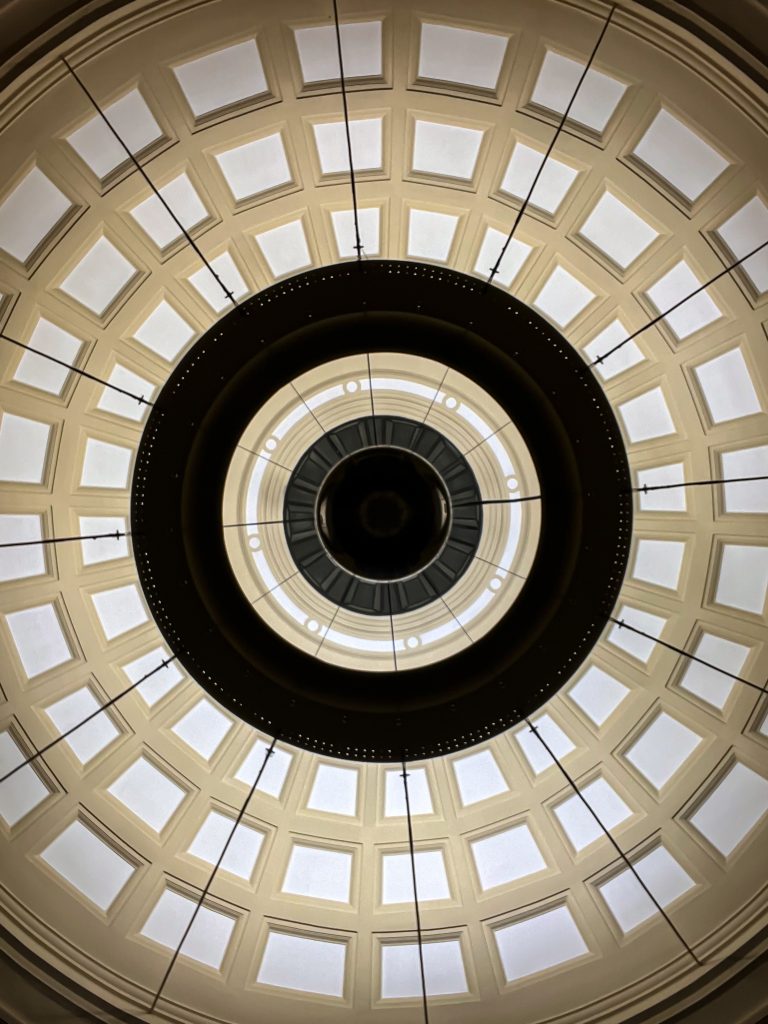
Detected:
[0,1,766,1021]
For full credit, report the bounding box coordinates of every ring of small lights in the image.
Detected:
[283,414,483,615]
[132,260,632,762]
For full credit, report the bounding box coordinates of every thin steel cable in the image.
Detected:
[386,584,398,671]
[401,759,430,1024]
[631,475,768,494]
[420,366,450,424]
[0,529,131,549]
[366,352,377,442]
[149,736,278,1012]
[453,494,542,508]
[331,0,363,260]
[222,518,288,530]
[61,56,240,311]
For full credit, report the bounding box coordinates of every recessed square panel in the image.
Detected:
[382,849,449,903]
[173,40,268,118]
[579,193,658,270]
[313,118,382,174]
[141,889,234,969]
[384,766,432,816]
[97,365,155,422]
[0,730,49,827]
[494,905,588,982]
[80,437,132,489]
[0,167,72,264]
[255,220,311,279]
[187,809,264,880]
[133,300,195,362]
[381,940,468,998]
[715,544,768,614]
[282,843,352,902]
[645,260,721,339]
[500,143,578,215]
[129,173,208,249]
[632,539,685,590]
[567,665,629,727]
[625,712,702,790]
[331,207,380,258]
[474,227,531,288]
[5,602,71,678]
[235,738,292,798]
[215,134,291,202]
[678,633,748,710]
[67,89,163,181]
[694,348,761,424]
[45,686,119,764]
[471,823,546,890]
[554,777,631,851]
[407,209,458,262]
[79,515,128,565]
[41,820,134,911]
[531,50,626,133]
[715,196,768,294]
[60,237,137,316]
[636,463,687,512]
[0,412,50,484]
[107,755,185,832]
[123,645,183,707]
[533,266,595,327]
[294,21,382,84]
[598,846,694,933]
[171,697,232,761]
[418,22,507,90]
[583,319,643,380]
[721,445,768,513]
[618,387,675,443]
[0,514,45,582]
[307,763,358,816]
[91,583,148,641]
[452,748,507,806]
[607,604,666,663]
[13,318,82,395]
[515,714,575,775]
[257,931,346,996]
[412,120,483,180]
[188,252,248,313]
[632,109,729,202]
[689,762,768,856]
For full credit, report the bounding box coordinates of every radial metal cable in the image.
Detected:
[331,0,363,260]
[630,475,768,495]
[0,528,132,550]
[401,759,431,1023]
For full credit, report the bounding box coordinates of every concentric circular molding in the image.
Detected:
[132,260,632,760]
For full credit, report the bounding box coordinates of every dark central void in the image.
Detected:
[316,447,450,581]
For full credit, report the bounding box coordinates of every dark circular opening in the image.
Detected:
[316,447,450,580]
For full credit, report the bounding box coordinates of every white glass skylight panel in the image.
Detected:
[533,266,595,328]
[501,143,578,215]
[0,413,50,484]
[0,514,45,582]
[625,712,702,790]
[474,227,531,288]
[412,120,483,180]
[60,237,137,316]
[96,365,154,422]
[123,645,183,707]
[382,850,450,904]
[173,39,268,118]
[385,766,432,816]
[80,437,132,489]
[694,348,761,423]
[636,463,687,512]
[44,686,118,765]
[133,300,195,362]
[257,932,346,997]
[407,209,458,262]
[689,762,768,856]
[255,220,311,279]
[0,166,71,263]
[141,889,234,969]
[41,820,134,911]
[607,604,665,663]
[722,446,768,513]
[568,666,629,727]
[235,738,292,798]
[5,602,71,678]
[215,134,291,202]
[331,207,380,258]
[715,544,768,614]
[632,538,685,590]
[516,714,575,775]
[91,583,147,641]
[715,196,768,293]
[418,22,507,89]
[129,173,208,249]
[13,318,82,395]
[471,823,546,890]
[188,252,248,313]
[599,846,694,933]
[313,118,382,174]
[645,260,721,339]
[531,51,626,132]
[678,633,748,710]
[633,109,729,202]
[494,905,589,982]
[381,940,468,998]
[294,21,382,84]
[555,777,631,851]
[67,89,163,180]
[79,515,128,565]
[187,810,264,880]
[618,387,675,443]
[452,748,508,806]
[307,763,358,816]
[282,844,352,902]
[0,730,49,827]
[584,319,643,381]
[579,193,658,269]
[171,697,232,760]
[108,755,184,832]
